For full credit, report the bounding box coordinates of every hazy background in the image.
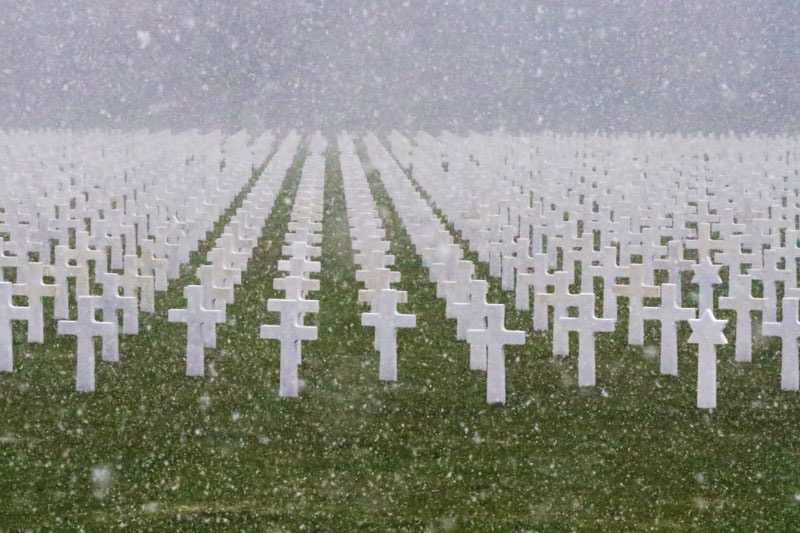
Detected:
[1,0,797,133]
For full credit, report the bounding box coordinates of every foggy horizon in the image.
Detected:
[1,0,797,134]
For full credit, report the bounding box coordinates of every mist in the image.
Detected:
[1,0,797,133]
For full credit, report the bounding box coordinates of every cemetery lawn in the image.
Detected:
[0,144,798,531]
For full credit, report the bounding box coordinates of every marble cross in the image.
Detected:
[761,296,800,391]
[448,279,491,370]
[260,298,319,397]
[718,274,767,362]
[97,272,139,335]
[558,292,616,386]
[613,263,660,346]
[690,256,722,314]
[466,303,525,404]
[641,283,696,375]
[168,285,225,377]
[0,282,34,372]
[57,295,118,392]
[121,255,155,313]
[361,288,416,381]
[11,262,54,343]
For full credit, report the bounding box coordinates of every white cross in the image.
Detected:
[12,262,55,343]
[613,263,660,346]
[121,255,155,313]
[447,279,491,369]
[354,249,395,271]
[274,275,320,300]
[688,309,728,409]
[168,285,225,377]
[361,289,416,381]
[440,260,475,305]
[718,274,767,363]
[57,295,118,392]
[762,296,800,391]
[466,303,525,404]
[530,253,559,330]
[281,240,321,260]
[356,268,401,304]
[690,256,722,314]
[540,271,575,355]
[653,240,694,284]
[0,282,34,372]
[749,249,795,322]
[277,256,322,278]
[685,222,723,263]
[97,272,139,336]
[139,240,168,291]
[642,283,696,375]
[50,245,90,318]
[558,292,616,386]
[260,298,319,397]
[196,265,235,314]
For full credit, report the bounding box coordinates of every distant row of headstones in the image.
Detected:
[1,130,273,391]
[388,131,799,407]
[168,132,302,384]
[2,130,798,409]
[257,134,327,397]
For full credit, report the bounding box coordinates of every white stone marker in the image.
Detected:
[168,285,225,377]
[0,282,33,372]
[690,256,722,314]
[447,279,491,370]
[685,222,723,263]
[641,283,696,375]
[466,303,525,404]
[718,274,767,363]
[121,255,155,313]
[260,298,319,398]
[761,296,800,391]
[749,249,794,322]
[97,272,139,335]
[540,271,573,355]
[12,262,54,343]
[654,240,694,284]
[356,268,401,305]
[613,263,660,346]
[277,256,322,278]
[139,240,169,291]
[559,292,616,386]
[688,309,728,409]
[57,295,117,392]
[361,288,416,381]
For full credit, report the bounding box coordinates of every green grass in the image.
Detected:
[0,144,799,531]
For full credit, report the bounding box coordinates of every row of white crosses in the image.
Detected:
[0,131,273,391]
[363,133,525,404]
[169,133,302,379]
[337,133,416,382]
[259,134,327,398]
[391,131,799,408]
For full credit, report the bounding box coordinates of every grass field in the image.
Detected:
[1,142,799,531]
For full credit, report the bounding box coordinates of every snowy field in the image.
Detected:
[1,130,799,529]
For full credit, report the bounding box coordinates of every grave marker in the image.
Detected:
[466,303,525,404]
[641,283,696,375]
[0,282,33,372]
[361,288,416,381]
[559,292,616,386]
[761,296,800,391]
[688,309,728,409]
[168,285,225,377]
[57,295,118,392]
